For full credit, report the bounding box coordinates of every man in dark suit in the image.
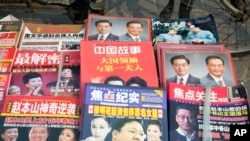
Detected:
[46,66,79,89]
[200,55,234,87]
[88,19,119,41]
[119,21,148,42]
[170,104,200,141]
[167,55,201,86]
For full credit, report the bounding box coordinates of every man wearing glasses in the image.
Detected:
[169,104,199,141]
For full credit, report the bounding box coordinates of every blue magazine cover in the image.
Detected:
[80,83,168,141]
[152,14,218,46]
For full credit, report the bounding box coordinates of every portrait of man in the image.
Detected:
[167,55,201,86]
[169,104,199,141]
[46,66,79,89]
[111,118,145,141]
[28,127,49,141]
[7,85,21,95]
[119,21,148,42]
[186,24,216,44]
[88,19,119,41]
[200,55,234,87]
[157,27,184,43]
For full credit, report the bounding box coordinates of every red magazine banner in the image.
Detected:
[9,50,80,97]
[0,72,12,113]
[161,49,237,88]
[1,95,80,118]
[13,50,80,67]
[168,83,249,141]
[80,41,159,106]
[0,47,17,72]
[0,95,80,141]
[80,40,158,86]
[85,14,152,42]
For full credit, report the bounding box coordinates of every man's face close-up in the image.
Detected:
[96,22,111,34]
[29,127,48,141]
[112,121,145,141]
[176,109,195,132]
[61,68,73,78]
[172,59,190,77]
[207,58,225,78]
[127,23,143,36]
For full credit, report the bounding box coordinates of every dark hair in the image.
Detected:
[0,127,18,135]
[205,55,224,65]
[62,66,73,73]
[146,120,163,132]
[95,19,112,27]
[28,127,50,135]
[60,128,79,141]
[125,76,147,87]
[22,72,42,84]
[175,104,196,117]
[111,118,143,132]
[92,116,111,127]
[170,55,190,65]
[127,21,143,28]
[104,76,125,85]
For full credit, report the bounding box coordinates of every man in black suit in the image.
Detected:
[46,66,79,89]
[119,21,148,42]
[88,19,119,41]
[167,55,201,86]
[200,55,234,87]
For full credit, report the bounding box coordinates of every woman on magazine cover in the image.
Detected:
[22,72,44,96]
[83,116,111,141]
[146,120,163,141]
[58,128,79,141]
[0,127,19,141]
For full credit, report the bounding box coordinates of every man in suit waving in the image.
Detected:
[167,55,201,86]
[88,19,119,41]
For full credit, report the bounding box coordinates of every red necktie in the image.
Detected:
[179,78,184,85]
[218,80,224,87]
[62,81,67,88]
[99,35,104,41]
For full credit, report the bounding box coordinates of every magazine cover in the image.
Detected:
[0,95,80,141]
[85,14,152,42]
[156,43,225,86]
[161,49,237,88]
[152,14,218,46]
[0,19,24,48]
[0,48,17,73]
[8,50,80,97]
[80,40,159,103]
[19,23,85,51]
[0,72,12,113]
[168,82,250,141]
[80,83,168,141]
